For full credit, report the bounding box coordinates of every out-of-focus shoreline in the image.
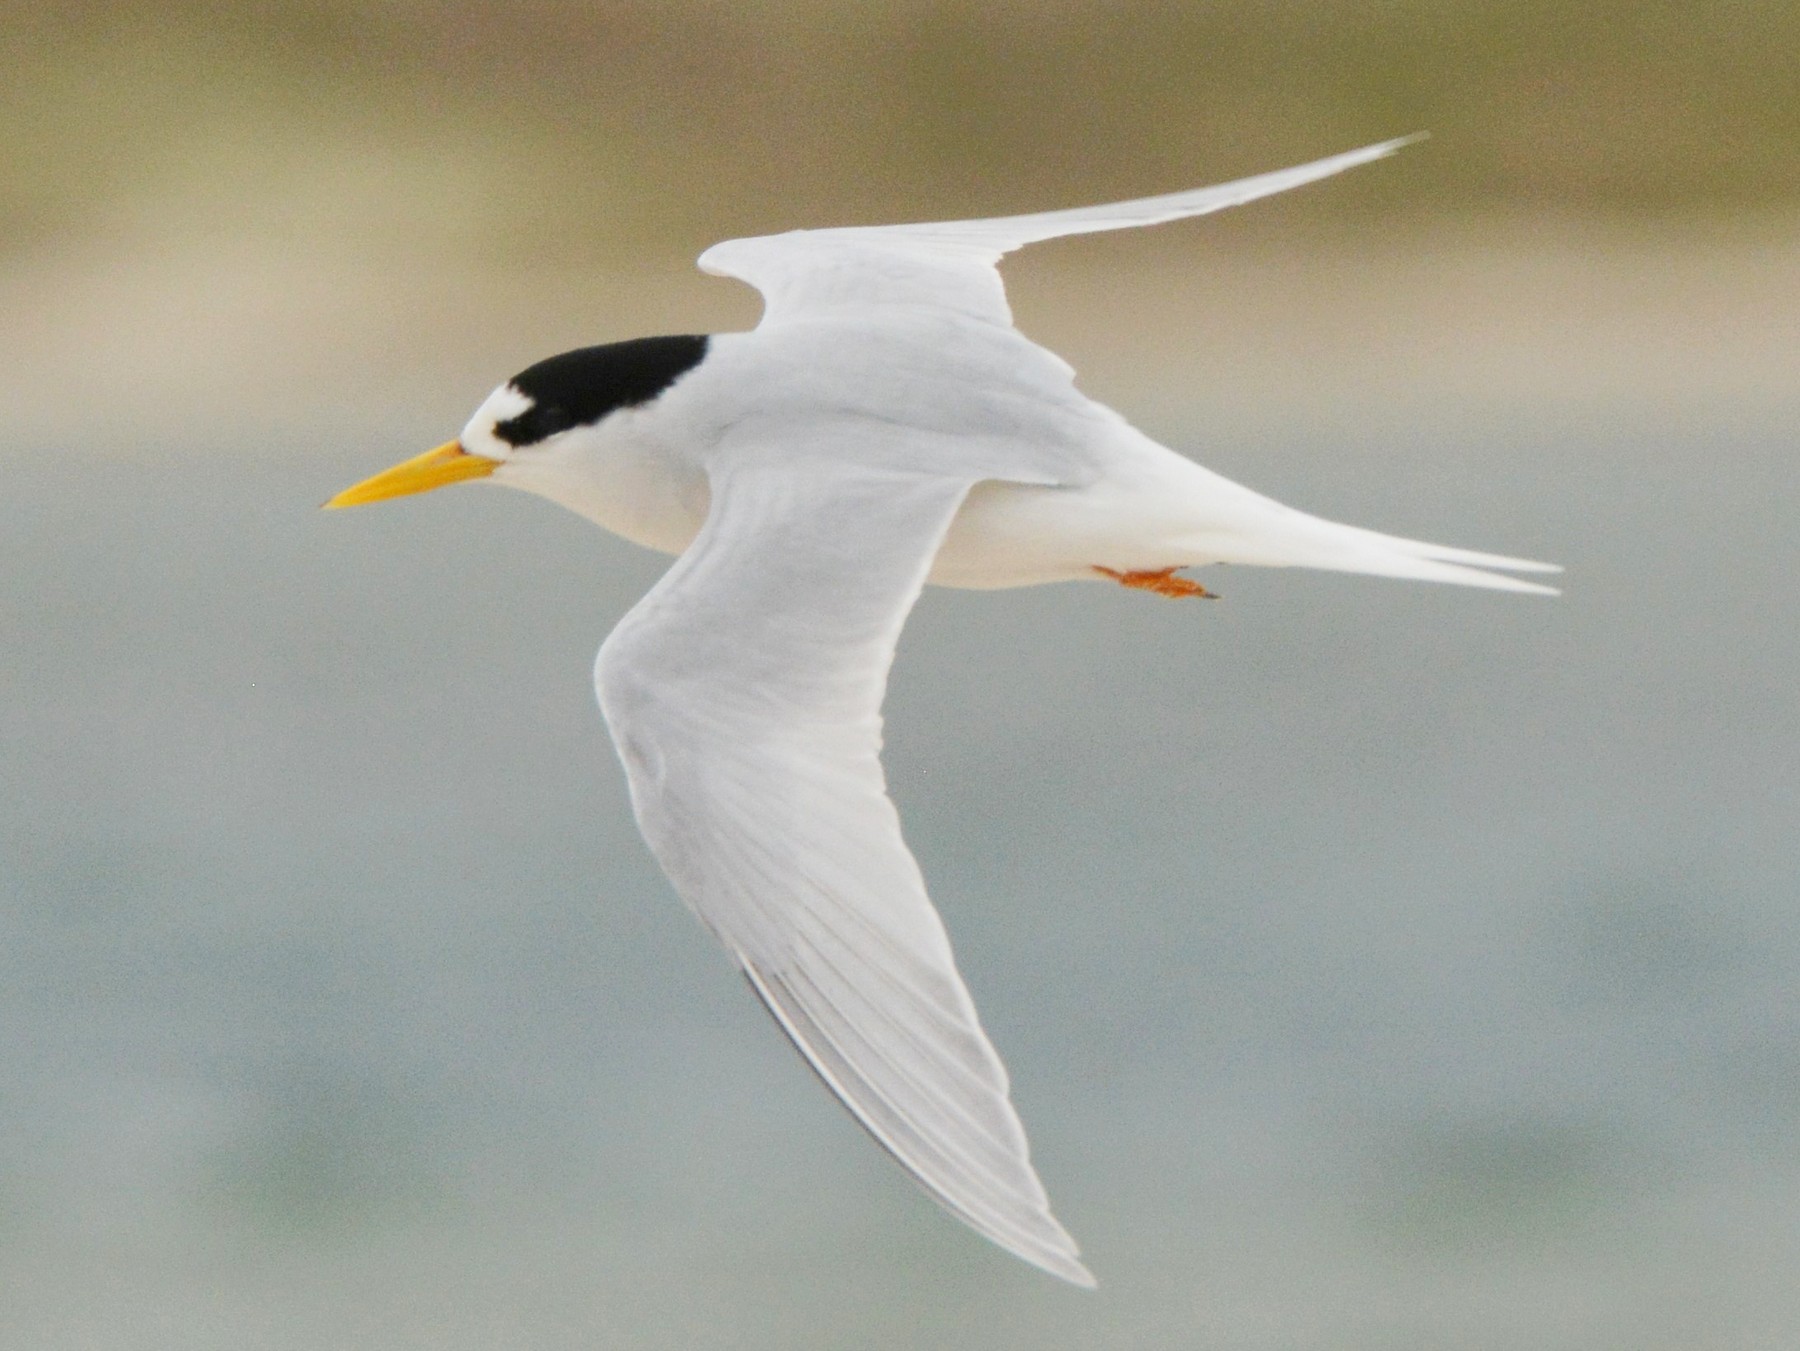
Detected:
[6,215,1794,447]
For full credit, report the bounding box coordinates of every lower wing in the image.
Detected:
[595,454,1094,1285]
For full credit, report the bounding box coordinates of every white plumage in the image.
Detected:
[332,137,1558,1286]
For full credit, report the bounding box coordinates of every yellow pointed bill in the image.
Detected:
[324,441,497,508]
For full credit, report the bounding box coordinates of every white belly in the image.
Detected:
[931,480,1121,588]
[929,453,1250,590]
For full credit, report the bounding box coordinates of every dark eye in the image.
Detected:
[494,402,576,447]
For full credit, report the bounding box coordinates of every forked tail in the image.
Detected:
[1205,514,1561,594]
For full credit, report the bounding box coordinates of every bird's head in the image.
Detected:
[325,335,710,510]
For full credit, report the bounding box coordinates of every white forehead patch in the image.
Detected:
[459,385,533,461]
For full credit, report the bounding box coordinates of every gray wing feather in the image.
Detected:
[700,136,1419,322]
[596,456,1094,1285]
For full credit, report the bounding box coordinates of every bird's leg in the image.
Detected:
[1093,565,1217,599]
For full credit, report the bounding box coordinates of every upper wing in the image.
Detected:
[594,452,1094,1286]
[699,136,1421,325]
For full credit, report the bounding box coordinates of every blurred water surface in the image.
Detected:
[3,387,1797,1346]
[4,1,1799,1341]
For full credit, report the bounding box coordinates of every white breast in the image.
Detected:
[491,402,713,555]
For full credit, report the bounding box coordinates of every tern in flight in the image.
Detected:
[329,137,1557,1285]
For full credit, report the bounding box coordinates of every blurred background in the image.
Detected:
[3,2,1797,1347]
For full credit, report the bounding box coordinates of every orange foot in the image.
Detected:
[1093,565,1217,599]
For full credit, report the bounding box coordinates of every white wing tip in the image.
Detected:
[984,1206,1096,1286]
[1355,131,1430,159]
[1326,132,1429,172]
[1038,1245,1099,1288]
[988,1199,1096,1287]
